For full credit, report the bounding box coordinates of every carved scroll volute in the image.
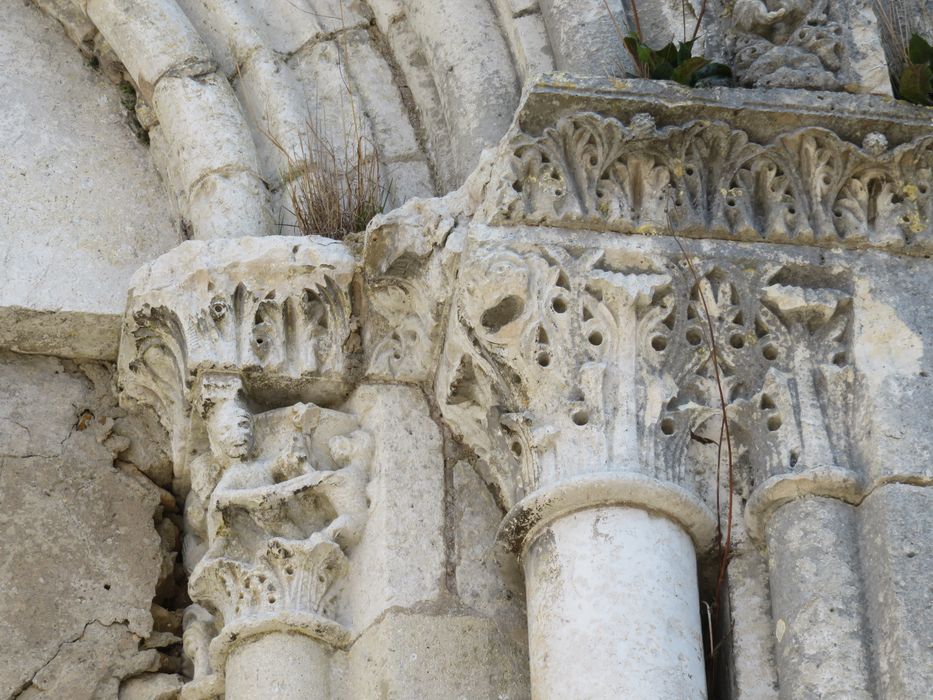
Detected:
[437,242,668,508]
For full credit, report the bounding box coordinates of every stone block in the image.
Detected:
[341,611,530,699]
[0,352,163,698]
[0,2,180,360]
[451,461,528,650]
[344,385,447,631]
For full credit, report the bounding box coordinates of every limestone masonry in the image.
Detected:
[1,1,931,699]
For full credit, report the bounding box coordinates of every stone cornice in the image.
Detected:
[478,77,933,257]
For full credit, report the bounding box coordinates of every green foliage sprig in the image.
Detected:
[622,35,732,87]
[899,34,933,105]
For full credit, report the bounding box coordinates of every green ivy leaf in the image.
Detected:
[677,40,696,64]
[672,56,710,86]
[899,63,933,105]
[657,42,679,66]
[907,34,933,66]
[637,44,655,69]
[651,62,675,80]
[623,35,641,62]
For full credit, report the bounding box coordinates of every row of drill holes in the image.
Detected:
[656,331,780,361]
[662,414,782,435]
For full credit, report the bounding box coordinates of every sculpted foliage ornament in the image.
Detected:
[481,112,933,255]
[117,238,369,699]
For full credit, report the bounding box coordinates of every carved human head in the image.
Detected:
[196,372,254,461]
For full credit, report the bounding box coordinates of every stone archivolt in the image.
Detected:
[482,111,933,255]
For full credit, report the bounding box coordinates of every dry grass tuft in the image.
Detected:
[270,114,388,240]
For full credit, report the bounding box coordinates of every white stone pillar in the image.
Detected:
[224,633,329,700]
[524,506,704,699]
[499,474,716,700]
[746,472,873,700]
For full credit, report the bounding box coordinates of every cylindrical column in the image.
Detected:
[522,505,706,699]
[224,632,329,700]
[765,497,873,700]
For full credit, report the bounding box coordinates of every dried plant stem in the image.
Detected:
[670,223,735,693]
[690,0,708,42]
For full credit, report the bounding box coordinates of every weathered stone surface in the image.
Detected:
[858,483,933,699]
[451,461,527,649]
[341,611,529,699]
[765,497,873,698]
[0,1,180,360]
[344,386,447,631]
[0,351,163,698]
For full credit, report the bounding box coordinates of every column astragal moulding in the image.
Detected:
[118,237,367,700]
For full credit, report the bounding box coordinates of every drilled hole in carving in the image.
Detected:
[760,394,776,410]
[536,352,551,367]
[833,352,847,366]
[730,334,745,349]
[686,167,695,176]
[651,336,668,351]
[727,198,736,207]
[762,344,778,361]
[268,596,276,604]
[661,418,675,435]
[552,297,568,313]
[572,410,589,426]
[686,328,703,345]
[513,181,523,193]
[481,295,525,332]
[556,271,570,290]
[788,207,796,215]
[767,415,782,431]
[588,331,603,346]
[511,441,523,457]
[789,450,799,467]
[285,566,294,576]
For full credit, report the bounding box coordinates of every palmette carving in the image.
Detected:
[481,112,933,255]
[437,231,857,517]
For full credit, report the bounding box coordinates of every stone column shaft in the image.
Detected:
[225,633,329,700]
[524,505,706,699]
[765,497,873,700]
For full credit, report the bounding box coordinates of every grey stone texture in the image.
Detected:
[0,351,174,698]
[0,1,180,361]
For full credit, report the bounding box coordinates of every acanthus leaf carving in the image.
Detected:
[481,112,933,256]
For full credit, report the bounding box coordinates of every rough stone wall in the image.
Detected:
[0,351,182,698]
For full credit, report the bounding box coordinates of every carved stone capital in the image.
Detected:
[118,236,369,696]
[729,0,889,94]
